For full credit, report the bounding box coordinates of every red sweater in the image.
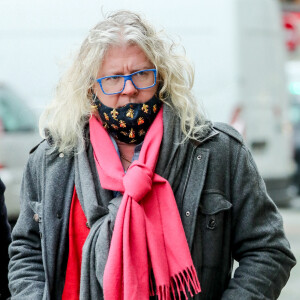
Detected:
[62,189,90,300]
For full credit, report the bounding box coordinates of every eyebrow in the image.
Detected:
[106,65,155,76]
[131,66,154,73]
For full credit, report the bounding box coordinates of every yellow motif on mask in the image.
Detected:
[126,108,134,119]
[142,104,149,113]
[104,113,109,121]
[111,109,119,120]
[119,120,126,128]
[139,129,145,136]
[137,117,144,125]
[129,128,135,138]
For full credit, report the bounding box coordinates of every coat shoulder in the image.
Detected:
[27,139,55,169]
[213,122,244,145]
[29,139,47,154]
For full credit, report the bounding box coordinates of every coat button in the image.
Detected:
[33,213,39,222]
[56,212,62,219]
[197,155,202,161]
[208,218,216,229]
[86,222,90,229]
[59,153,64,158]
[185,211,191,217]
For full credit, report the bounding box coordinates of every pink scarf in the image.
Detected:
[89,107,201,300]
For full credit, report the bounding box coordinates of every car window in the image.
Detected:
[0,87,37,132]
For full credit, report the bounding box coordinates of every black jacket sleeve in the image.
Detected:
[0,179,11,299]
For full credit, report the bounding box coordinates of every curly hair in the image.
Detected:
[39,10,208,153]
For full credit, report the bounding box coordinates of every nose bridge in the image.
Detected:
[123,74,137,92]
[124,74,134,86]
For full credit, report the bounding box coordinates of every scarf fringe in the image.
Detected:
[150,265,201,300]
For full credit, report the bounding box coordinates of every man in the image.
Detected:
[0,179,11,299]
[9,10,296,299]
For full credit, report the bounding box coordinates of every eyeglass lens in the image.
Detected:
[101,70,155,94]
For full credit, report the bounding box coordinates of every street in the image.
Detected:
[278,198,300,299]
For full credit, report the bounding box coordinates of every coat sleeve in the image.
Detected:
[8,151,46,299]
[222,145,296,300]
[0,179,11,299]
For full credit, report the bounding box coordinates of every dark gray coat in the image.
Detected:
[0,179,11,300]
[8,121,296,300]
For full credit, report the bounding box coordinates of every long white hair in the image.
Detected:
[39,10,208,153]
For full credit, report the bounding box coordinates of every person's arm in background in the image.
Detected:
[0,179,11,300]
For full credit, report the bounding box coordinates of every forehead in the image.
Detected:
[99,43,153,75]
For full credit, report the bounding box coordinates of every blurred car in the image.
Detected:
[289,99,300,193]
[0,84,41,221]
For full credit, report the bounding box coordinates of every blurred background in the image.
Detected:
[0,0,299,298]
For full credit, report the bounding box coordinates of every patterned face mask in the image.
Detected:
[93,95,162,144]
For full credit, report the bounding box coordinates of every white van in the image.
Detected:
[99,0,296,206]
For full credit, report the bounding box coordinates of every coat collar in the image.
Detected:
[189,124,219,148]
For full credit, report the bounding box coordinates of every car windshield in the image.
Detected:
[0,86,37,132]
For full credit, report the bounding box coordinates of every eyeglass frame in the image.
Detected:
[96,68,157,95]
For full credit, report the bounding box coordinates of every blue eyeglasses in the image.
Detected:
[96,69,157,95]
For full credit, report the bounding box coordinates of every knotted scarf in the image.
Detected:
[89,107,201,299]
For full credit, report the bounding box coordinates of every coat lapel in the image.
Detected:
[179,128,219,249]
[180,147,210,249]
[42,149,75,297]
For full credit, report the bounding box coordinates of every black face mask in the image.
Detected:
[93,95,162,144]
